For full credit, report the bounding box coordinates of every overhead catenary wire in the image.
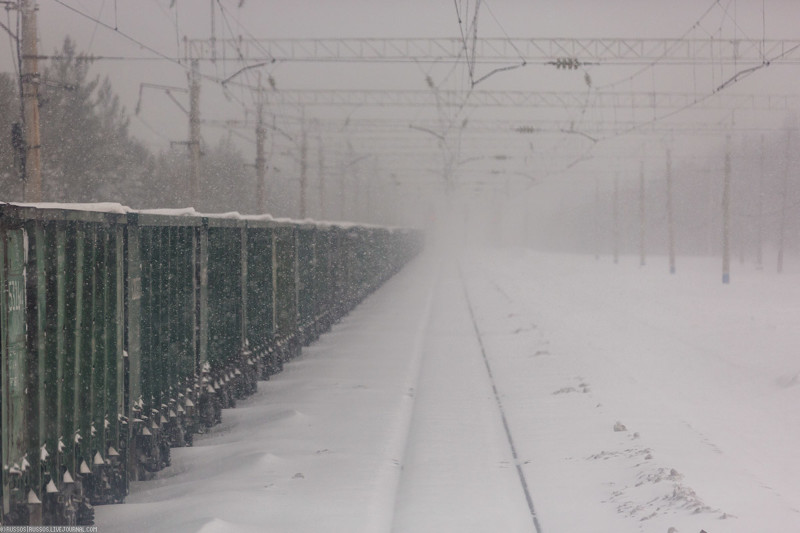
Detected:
[47,0,266,188]
[566,34,793,161]
[51,0,187,69]
[597,0,723,91]
[152,0,183,63]
[214,0,250,108]
[36,1,800,199]
[86,0,107,50]
[213,0,293,126]
[469,0,527,87]
[215,0,291,121]
[22,53,800,67]
[133,113,172,143]
[2,6,19,84]
[12,1,21,114]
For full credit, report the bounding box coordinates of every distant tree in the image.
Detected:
[136,149,188,209]
[199,137,256,213]
[0,73,24,200]
[0,37,267,212]
[38,37,151,202]
[132,139,256,212]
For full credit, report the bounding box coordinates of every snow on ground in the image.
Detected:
[95,255,440,533]
[96,248,800,532]
[390,266,535,533]
[463,249,800,532]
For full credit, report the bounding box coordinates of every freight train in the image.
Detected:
[0,202,422,526]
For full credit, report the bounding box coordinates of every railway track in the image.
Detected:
[388,262,542,533]
[460,266,543,533]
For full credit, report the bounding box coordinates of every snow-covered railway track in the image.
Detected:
[388,262,541,533]
[459,266,543,533]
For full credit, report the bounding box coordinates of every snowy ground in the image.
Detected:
[96,248,800,532]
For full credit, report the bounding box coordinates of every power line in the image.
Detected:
[236,88,800,111]
[598,0,719,90]
[151,0,183,63]
[51,0,188,69]
[214,0,260,111]
[212,0,277,63]
[86,0,108,50]
[469,0,527,87]
[1,5,19,85]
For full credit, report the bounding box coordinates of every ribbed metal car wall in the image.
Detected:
[126,212,202,482]
[0,205,126,526]
[0,203,423,527]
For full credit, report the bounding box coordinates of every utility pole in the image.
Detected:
[21,0,42,202]
[756,134,765,269]
[367,156,377,224]
[666,148,676,275]
[594,177,600,260]
[352,149,361,223]
[299,107,308,219]
[187,55,201,207]
[342,142,354,220]
[255,83,267,213]
[639,161,646,267]
[317,135,325,219]
[777,129,792,274]
[209,0,217,63]
[339,152,347,220]
[722,136,731,284]
[612,174,619,264]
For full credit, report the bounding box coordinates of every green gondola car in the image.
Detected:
[0,205,128,526]
[0,202,422,527]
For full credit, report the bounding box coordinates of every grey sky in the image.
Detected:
[3,1,800,222]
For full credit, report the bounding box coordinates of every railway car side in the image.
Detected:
[0,203,423,527]
[0,205,128,526]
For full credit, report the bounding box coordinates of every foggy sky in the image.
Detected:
[3,1,800,231]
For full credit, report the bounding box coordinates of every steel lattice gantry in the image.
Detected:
[252,89,799,110]
[187,37,800,65]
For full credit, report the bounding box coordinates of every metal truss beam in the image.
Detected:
[324,120,763,136]
[258,89,798,110]
[205,118,757,147]
[188,37,800,65]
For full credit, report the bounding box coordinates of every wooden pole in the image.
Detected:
[299,108,308,218]
[188,56,201,207]
[666,148,676,274]
[255,85,266,213]
[21,0,42,202]
[722,136,731,284]
[777,130,792,274]
[612,175,619,264]
[756,134,764,269]
[639,161,646,266]
[318,136,325,219]
[594,177,600,260]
